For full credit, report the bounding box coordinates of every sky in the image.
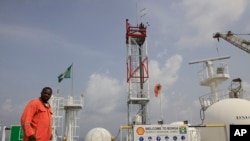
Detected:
[1,0,250,140]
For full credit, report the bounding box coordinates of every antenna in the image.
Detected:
[136,2,138,24]
[140,8,147,22]
[189,56,230,64]
[135,0,148,24]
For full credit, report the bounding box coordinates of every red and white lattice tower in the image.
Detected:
[125,19,149,125]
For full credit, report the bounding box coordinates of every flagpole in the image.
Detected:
[155,83,163,124]
[159,90,162,120]
[71,63,74,96]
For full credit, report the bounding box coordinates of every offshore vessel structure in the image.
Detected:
[1,22,250,141]
[85,19,200,141]
[115,22,250,141]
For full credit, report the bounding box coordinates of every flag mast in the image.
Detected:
[57,64,74,95]
[71,63,74,96]
[154,83,163,123]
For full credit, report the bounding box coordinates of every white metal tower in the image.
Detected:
[50,95,64,141]
[50,93,84,141]
[63,96,83,141]
[125,19,149,125]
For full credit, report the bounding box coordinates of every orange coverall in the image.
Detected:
[20,98,52,141]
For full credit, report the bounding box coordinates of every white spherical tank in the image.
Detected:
[200,98,250,141]
[85,128,112,141]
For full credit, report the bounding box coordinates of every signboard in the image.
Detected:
[133,124,188,141]
[10,125,23,141]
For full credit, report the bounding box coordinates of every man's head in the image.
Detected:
[40,87,53,103]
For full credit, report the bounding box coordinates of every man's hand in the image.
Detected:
[28,135,36,141]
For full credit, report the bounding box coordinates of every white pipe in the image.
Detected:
[1,126,6,141]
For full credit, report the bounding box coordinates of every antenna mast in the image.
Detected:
[189,56,230,104]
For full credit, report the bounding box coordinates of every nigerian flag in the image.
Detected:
[58,64,72,83]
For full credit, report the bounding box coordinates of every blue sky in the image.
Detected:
[1,0,250,139]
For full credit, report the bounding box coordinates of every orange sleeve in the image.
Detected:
[20,100,37,137]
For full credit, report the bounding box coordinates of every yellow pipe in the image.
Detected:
[189,124,226,128]
[120,125,132,129]
[205,124,226,127]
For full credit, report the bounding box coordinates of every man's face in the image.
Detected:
[41,89,52,103]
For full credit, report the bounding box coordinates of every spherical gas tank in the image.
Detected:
[85,128,112,141]
[200,98,250,141]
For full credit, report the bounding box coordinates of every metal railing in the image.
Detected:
[199,89,247,110]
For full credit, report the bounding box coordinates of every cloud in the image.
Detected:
[143,0,248,49]
[0,99,24,125]
[80,73,127,135]
[84,73,126,115]
[177,0,247,48]
[0,99,14,113]
[80,54,185,134]
[147,54,202,124]
[142,54,184,123]
[149,54,182,87]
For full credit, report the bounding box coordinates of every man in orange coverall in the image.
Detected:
[20,87,53,141]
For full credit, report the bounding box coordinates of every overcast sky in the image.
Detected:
[1,0,250,140]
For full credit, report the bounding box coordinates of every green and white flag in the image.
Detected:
[58,64,72,83]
